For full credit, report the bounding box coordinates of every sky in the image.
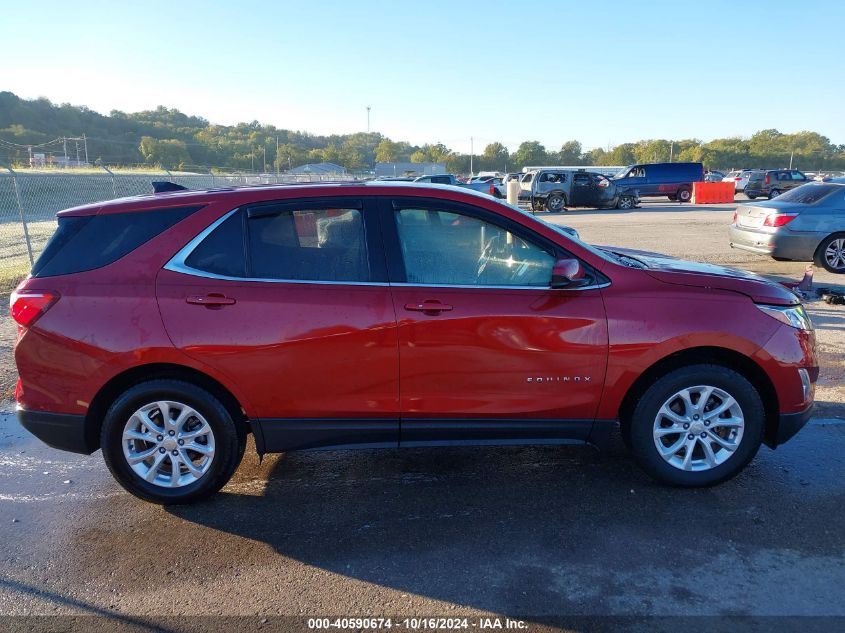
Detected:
[2,0,844,155]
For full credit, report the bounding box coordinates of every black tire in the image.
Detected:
[814,233,845,274]
[546,193,566,212]
[628,364,764,487]
[677,187,692,203]
[667,194,677,201]
[768,189,781,199]
[101,380,246,504]
[746,194,757,200]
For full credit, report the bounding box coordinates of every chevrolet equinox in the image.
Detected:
[12,182,817,503]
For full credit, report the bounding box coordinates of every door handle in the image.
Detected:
[186,293,237,307]
[404,301,453,313]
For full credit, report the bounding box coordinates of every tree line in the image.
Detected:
[2,91,844,173]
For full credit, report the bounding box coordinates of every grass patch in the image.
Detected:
[0,258,30,295]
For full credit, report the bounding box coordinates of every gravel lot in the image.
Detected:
[1,199,844,630]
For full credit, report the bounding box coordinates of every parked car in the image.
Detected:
[705,170,725,182]
[14,182,816,503]
[730,180,845,273]
[611,162,705,202]
[723,169,758,193]
[519,168,639,211]
[414,173,496,195]
[744,170,809,200]
[494,172,522,198]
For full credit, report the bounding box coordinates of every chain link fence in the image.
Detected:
[0,166,357,290]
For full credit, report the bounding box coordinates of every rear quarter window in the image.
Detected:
[32,206,203,278]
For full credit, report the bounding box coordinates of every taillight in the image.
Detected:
[10,290,58,327]
[489,183,495,195]
[734,177,741,181]
[764,174,771,184]
[597,178,610,188]
[763,213,798,227]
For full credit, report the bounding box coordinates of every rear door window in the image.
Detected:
[247,207,369,282]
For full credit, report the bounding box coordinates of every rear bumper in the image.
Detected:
[17,407,98,455]
[728,224,819,261]
[770,403,814,448]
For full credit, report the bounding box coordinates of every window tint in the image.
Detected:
[184,211,246,277]
[32,206,202,278]
[395,207,554,287]
[248,208,369,281]
[574,174,591,185]
[428,175,452,184]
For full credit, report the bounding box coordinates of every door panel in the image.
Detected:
[390,285,608,420]
[157,272,399,420]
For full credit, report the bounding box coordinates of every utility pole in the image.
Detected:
[366,106,371,133]
[789,150,794,169]
[62,137,68,163]
[263,145,267,172]
[470,136,473,176]
[27,145,32,167]
[82,133,89,164]
[276,136,280,175]
[669,141,674,163]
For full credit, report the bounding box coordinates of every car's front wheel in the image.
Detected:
[769,189,781,199]
[628,364,764,487]
[101,380,246,504]
[815,234,845,274]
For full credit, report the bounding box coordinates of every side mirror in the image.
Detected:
[550,257,587,289]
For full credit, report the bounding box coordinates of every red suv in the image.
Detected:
[12,183,817,504]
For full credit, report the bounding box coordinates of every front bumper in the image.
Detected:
[17,407,98,455]
[729,224,820,261]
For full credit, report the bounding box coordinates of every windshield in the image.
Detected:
[774,183,841,204]
[612,167,632,180]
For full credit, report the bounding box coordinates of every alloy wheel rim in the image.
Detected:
[652,385,744,472]
[824,239,845,270]
[549,196,563,210]
[122,401,215,488]
[620,197,633,209]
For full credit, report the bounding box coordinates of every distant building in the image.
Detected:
[375,162,446,178]
[287,162,347,176]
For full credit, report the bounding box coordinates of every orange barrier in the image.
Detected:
[691,181,735,204]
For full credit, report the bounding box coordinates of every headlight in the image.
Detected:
[757,304,813,330]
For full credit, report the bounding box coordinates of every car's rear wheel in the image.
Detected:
[815,234,845,274]
[677,187,692,203]
[746,194,757,200]
[769,189,781,199]
[101,380,246,504]
[546,193,566,212]
[628,365,764,487]
[617,195,636,210]
[667,194,677,201]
